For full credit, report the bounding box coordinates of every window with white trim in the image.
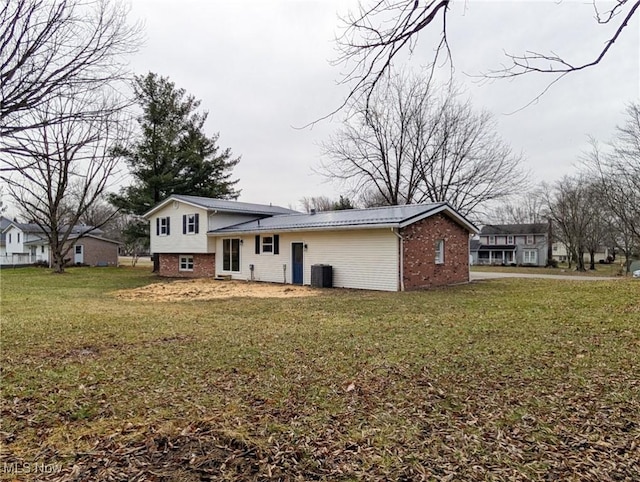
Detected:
[157,217,170,236]
[179,255,194,271]
[255,234,280,255]
[223,238,240,272]
[489,236,495,245]
[262,236,273,253]
[183,213,199,234]
[507,235,514,244]
[526,235,534,245]
[435,239,445,264]
[523,250,537,264]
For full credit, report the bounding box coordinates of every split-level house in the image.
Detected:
[143,194,479,291]
[1,221,120,267]
[472,223,551,267]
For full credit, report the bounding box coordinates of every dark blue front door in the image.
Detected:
[292,243,303,284]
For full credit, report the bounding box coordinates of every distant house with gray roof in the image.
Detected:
[472,223,551,267]
[143,194,478,291]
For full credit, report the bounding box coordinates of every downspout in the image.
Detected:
[392,228,405,292]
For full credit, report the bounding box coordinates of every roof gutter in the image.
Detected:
[392,228,405,292]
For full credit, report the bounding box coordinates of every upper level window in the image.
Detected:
[526,235,534,245]
[183,213,199,234]
[17,233,20,243]
[156,217,170,236]
[507,235,514,244]
[435,239,445,264]
[8,233,11,243]
[489,236,495,245]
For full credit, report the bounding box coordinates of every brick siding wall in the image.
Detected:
[401,213,470,290]
[158,253,215,277]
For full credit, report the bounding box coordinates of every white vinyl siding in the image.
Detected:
[150,204,209,254]
[214,229,399,291]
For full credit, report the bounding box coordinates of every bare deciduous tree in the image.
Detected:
[584,102,640,271]
[334,1,639,111]
[321,72,527,218]
[1,91,130,273]
[0,0,141,141]
[300,196,335,213]
[486,191,546,225]
[543,176,603,272]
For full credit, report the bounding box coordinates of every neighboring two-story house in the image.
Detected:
[144,194,479,291]
[471,223,550,267]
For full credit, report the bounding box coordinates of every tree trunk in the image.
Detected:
[575,249,586,271]
[51,253,65,273]
[589,250,596,270]
[49,238,66,273]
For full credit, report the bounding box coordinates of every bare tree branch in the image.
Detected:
[319,70,528,218]
[329,0,638,119]
[0,0,142,140]
[1,88,132,272]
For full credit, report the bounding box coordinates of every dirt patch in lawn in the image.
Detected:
[113,278,318,302]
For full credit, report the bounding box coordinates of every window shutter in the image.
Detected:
[195,213,199,234]
[255,235,260,254]
[166,217,170,235]
[183,215,187,234]
[273,234,279,255]
[156,218,160,236]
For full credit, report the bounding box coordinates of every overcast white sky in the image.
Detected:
[125,0,640,211]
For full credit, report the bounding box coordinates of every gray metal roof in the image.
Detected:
[480,223,548,235]
[144,195,298,218]
[2,221,103,236]
[210,202,477,234]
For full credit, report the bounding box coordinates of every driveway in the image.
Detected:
[470,271,621,281]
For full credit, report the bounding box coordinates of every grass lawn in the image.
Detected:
[1,267,639,481]
[471,263,626,277]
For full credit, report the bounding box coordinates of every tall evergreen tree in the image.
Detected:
[111,72,240,215]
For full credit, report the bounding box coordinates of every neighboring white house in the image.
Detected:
[551,242,611,264]
[2,221,51,265]
[144,194,479,291]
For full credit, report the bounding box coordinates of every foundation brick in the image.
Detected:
[158,253,216,278]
